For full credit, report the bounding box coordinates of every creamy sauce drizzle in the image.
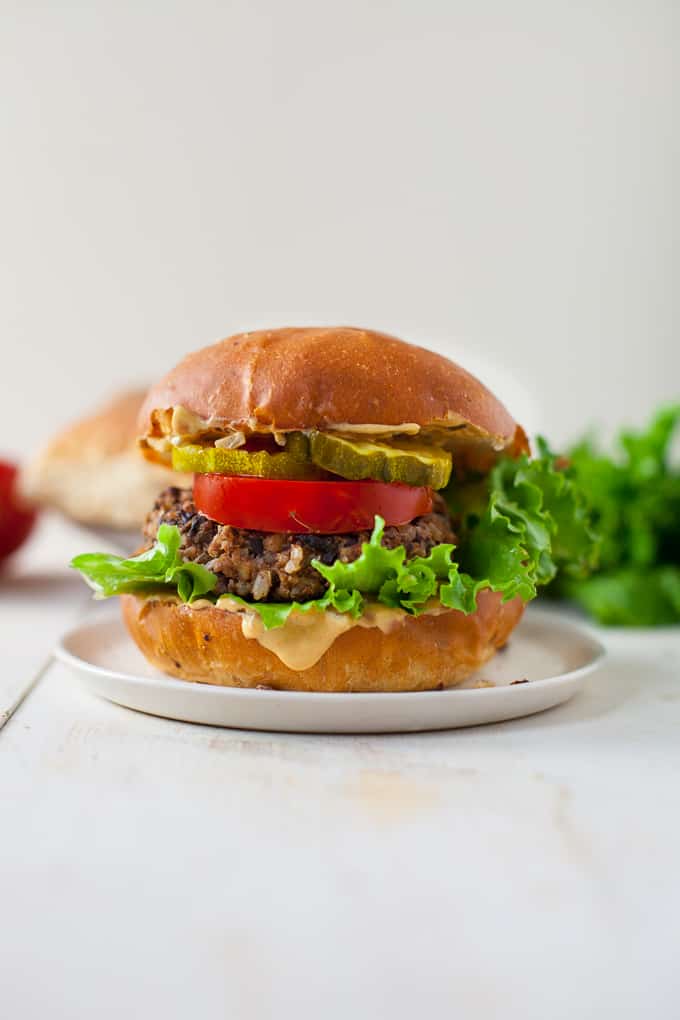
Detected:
[240,608,355,670]
[326,422,421,436]
[157,407,428,447]
[221,598,413,671]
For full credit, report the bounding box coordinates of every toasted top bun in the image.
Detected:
[21,389,190,530]
[139,327,527,465]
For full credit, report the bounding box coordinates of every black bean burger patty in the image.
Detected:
[144,487,456,602]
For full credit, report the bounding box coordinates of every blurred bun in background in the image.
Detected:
[21,389,189,531]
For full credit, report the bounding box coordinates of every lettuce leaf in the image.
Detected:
[70,445,598,629]
[221,587,364,630]
[70,523,218,602]
[311,516,456,612]
[560,567,680,627]
[452,439,598,594]
[552,405,680,625]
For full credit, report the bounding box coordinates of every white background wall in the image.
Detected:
[1,1,677,457]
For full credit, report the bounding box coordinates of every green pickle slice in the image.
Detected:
[309,432,452,489]
[172,432,319,479]
[172,430,452,488]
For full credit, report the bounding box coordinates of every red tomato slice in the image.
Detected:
[193,474,433,534]
[0,460,37,562]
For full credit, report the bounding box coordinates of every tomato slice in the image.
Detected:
[193,474,433,533]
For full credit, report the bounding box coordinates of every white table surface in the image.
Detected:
[2,514,679,1020]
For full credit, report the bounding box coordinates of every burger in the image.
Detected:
[21,388,189,533]
[71,327,596,693]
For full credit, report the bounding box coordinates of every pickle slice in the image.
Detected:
[172,433,319,479]
[309,432,452,489]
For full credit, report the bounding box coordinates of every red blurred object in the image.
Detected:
[0,460,38,562]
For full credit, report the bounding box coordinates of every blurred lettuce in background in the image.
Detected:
[553,405,680,626]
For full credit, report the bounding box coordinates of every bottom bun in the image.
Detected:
[121,591,525,694]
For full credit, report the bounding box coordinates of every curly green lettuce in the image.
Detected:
[70,523,218,603]
[553,405,680,625]
[70,446,597,629]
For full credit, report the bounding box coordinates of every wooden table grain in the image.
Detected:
[2,515,679,1019]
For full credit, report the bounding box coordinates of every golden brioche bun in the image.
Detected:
[21,389,190,530]
[138,327,528,465]
[121,590,525,693]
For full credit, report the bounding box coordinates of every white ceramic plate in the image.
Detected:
[55,607,604,733]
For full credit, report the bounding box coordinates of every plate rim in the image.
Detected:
[54,607,606,704]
